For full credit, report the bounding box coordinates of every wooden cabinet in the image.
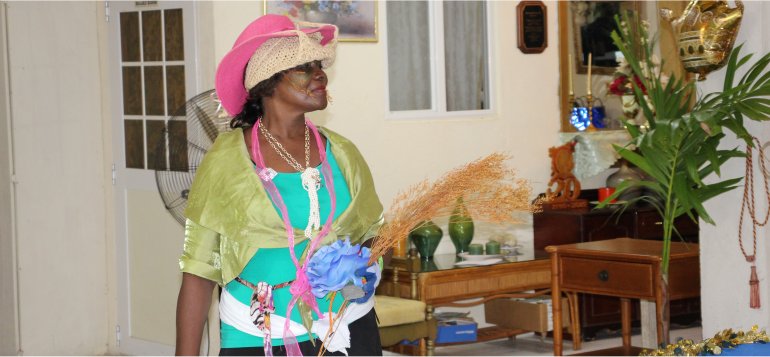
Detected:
[534,197,700,338]
[534,206,699,251]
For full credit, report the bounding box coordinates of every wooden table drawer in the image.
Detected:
[560,257,654,298]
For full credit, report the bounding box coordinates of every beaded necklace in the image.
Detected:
[258,117,321,238]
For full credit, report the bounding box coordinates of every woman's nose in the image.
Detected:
[313,68,327,82]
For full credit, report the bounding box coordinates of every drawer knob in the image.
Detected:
[598,270,609,281]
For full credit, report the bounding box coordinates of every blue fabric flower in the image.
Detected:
[307,237,371,298]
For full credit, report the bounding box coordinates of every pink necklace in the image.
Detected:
[250,118,337,356]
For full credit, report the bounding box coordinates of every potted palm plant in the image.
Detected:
[601,12,770,343]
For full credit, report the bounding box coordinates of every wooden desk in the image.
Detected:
[547,238,700,356]
[378,251,574,354]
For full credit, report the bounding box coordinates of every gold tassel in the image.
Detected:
[749,265,760,309]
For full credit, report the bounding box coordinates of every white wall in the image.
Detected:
[0,2,20,355]
[699,1,770,337]
[5,2,109,354]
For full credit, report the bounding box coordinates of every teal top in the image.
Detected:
[221,139,352,348]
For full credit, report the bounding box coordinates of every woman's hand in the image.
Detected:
[176,273,216,356]
[350,266,378,304]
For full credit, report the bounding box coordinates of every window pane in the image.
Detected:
[142,10,162,61]
[164,9,184,61]
[166,65,186,115]
[387,1,431,111]
[144,66,165,115]
[146,120,166,170]
[122,66,142,115]
[125,120,145,169]
[120,12,140,62]
[444,1,489,111]
[168,121,188,172]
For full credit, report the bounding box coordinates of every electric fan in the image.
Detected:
[154,89,231,225]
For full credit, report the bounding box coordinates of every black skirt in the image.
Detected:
[220,308,382,356]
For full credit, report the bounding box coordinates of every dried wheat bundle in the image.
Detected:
[368,153,541,263]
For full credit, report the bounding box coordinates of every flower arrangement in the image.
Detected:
[606,19,667,97]
[608,57,648,96]
[281,0,358,18]
[306,153,540,354]
[368,153,541,264]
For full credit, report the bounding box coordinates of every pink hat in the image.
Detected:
[215,14,338,116]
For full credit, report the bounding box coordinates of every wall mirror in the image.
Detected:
[558,1,687,132]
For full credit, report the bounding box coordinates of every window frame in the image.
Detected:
[383,0,496,120]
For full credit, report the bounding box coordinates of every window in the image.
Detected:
[386,1,491,117]
[119,8,188,170]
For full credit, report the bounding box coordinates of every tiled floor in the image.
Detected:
[385,326,702,356]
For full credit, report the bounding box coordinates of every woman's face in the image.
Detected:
[273,61,329,112]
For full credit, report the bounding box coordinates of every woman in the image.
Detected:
[176,14,385,356]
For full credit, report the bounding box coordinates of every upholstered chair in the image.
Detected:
[375,294,437,355]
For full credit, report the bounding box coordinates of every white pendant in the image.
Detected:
[302,167,321,237]
[301,167,321,192]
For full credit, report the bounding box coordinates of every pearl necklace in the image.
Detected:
[257,117,321,238]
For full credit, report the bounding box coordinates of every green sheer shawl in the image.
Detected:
[181,126,384,286]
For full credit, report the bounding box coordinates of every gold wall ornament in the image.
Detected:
[661,0,744,81]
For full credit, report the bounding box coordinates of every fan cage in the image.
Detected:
[154,89,231,225]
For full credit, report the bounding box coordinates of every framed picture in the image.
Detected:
[265,1,378,42]
[517,1,548,54]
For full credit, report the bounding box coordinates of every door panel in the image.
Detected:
[108,1,197,354]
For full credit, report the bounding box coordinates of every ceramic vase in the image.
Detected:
[448,197,474,254]
[621,94,640,122]
[420,259,439,272]
[409,220,443,261]
[606,159,643,201]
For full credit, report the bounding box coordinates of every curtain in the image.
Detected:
[386,1,431,111]
[444,1,488,111]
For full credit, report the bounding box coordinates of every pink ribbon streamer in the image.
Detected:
[251,118,336,356]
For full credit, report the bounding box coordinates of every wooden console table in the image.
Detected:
[534,203,700,338]
[547,238,700,356]
[378,251,579,354]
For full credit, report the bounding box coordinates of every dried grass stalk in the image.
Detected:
[368,153,541,263]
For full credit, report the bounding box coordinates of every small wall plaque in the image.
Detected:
[517,1,547,54]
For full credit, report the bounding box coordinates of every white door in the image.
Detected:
[108,2,198,354]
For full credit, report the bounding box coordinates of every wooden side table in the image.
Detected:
[378,251,581,355]
[547,238,700,356]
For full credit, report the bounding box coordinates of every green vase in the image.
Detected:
[420,259,439,272]
[409,220,443,260]
[448,197,474,254]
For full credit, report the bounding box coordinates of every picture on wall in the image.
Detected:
[265,1,378,42]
